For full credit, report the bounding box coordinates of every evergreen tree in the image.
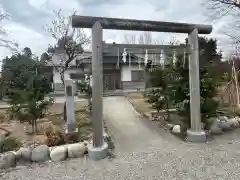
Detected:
[147,37,222,128]
[2,51,53,133]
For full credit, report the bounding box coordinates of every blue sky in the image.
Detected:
[0,0,234,59]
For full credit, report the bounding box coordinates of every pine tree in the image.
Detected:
[2,52,53,133]
[147,37,222,128]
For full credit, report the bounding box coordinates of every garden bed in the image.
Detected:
[127,93,183,125]
[127,92,240,141]
[0,101,95,168]
[0,99,115,170]
[0,101,92,148]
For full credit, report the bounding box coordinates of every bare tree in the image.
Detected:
[205,0,240,18]
[203,0,240,54]
[44,9,91,120]
[204,1,240,34]
[124,32,156,44]
[0,11,18,52]
[124,34,137,44]
[123,32,179,45]
[44,9,91,84]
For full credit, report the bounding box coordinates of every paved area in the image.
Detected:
[2,96,240,179]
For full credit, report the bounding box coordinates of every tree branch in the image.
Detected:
[44,9,91,84]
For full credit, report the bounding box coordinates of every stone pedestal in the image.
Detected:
[87,142,108,160]
[64,79,76,134]
[186,130,206,142]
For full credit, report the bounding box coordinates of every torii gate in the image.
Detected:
[71,15,212,160]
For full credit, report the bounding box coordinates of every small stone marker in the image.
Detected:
[64,79,77,134]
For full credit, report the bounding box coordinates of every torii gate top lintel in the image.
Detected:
[71,15,212,34]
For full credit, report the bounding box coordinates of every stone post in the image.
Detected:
[87,22,108,160]
[186,28,206,142]
[64,79,77,133]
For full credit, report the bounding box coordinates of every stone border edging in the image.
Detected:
[0,142,86,170]
[0,132,114,170]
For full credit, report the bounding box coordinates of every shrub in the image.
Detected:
[44,126,66,147]
[147,59,221,128]
[65,132,81,143]
[0,112,5,122]
[0,137,22,153]
[45,127,84,146]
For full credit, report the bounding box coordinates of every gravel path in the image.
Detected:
[2,96,240,179]
[103,96,162,152]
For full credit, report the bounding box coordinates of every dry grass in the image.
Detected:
[127,93,153,114]
[76,108,92,140]
[127,92,185,128]
[0,100,91,147]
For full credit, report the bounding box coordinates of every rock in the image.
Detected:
[0,152,16,169]
[235,116,240,124]
[16,147,32,161]
[172,125,181,134]
[166,124,174,130]
[49,145,67,152]
[31,145,50,162]
[103,132,110,142]
[104,135,115,149]
[218,117,234,131]
[227,118,240,128]
[67,143,85,158]
[210,119,223,135]
[150,111,159,121]
[50,146,67,162]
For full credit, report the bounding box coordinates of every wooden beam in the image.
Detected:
[72,15,212,34]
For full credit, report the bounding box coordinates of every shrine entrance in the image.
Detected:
[103,69,121,90]
[71,15,212,160]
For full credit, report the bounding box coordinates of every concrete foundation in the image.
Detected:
[87,142,109,160]
[186,130,206,143]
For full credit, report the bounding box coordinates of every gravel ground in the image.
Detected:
[1,97,240,179]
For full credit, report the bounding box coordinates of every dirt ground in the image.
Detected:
[0,101,89,148]
[127,93,153,114]
[127,92,186,128]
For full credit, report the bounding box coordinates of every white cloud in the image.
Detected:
[0,21,55,59]
[28,0,83,15]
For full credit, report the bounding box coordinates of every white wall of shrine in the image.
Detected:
[121,64,144,82]
[53,68,80,83]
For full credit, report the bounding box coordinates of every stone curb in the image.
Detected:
[0,142,87,170]
[0,130,115,170]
